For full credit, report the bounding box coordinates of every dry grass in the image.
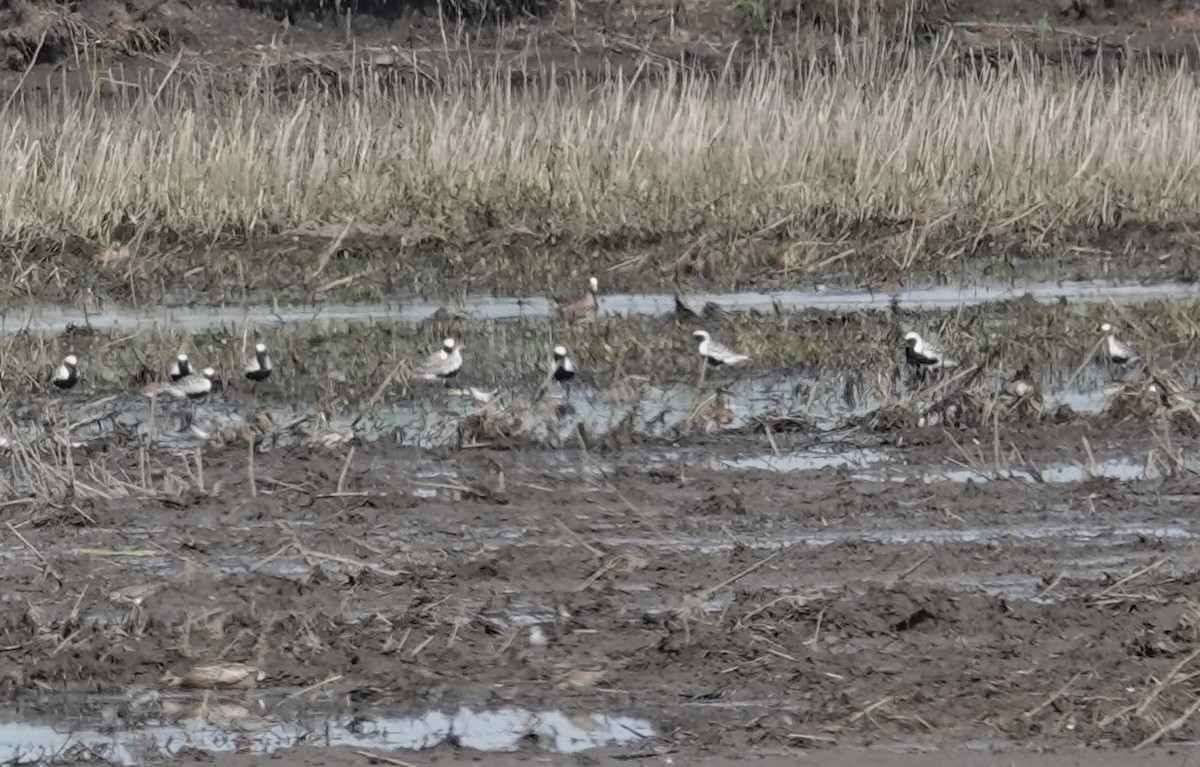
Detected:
[3,33,1200,255]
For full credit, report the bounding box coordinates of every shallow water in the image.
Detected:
[8,279,1200,333]
[717,449,1158,485]
[0,365,1122,455]
[0,700,654,764]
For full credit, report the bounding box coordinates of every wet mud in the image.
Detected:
[4,0,1200,764]
[0,415,1199,764]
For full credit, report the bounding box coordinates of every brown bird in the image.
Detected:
[557,276,599,324]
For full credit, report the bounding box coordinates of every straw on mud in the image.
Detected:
[575,556,628,593]
[846,695,895,725]
[6,521,60,582]
[1033,572,1062,602]
[1097,558,1167,599]
[1081,435,1098,477]
[247,437,257,498]
[554,518,606,559]
[1133,645,1200,719]
[352,750,424,767]
[1135,696,1200,750]
[74,548,158,557]
[695,551,780,603]
[336,446,355,494]
[805,608,825,648]
[895,553,932,582]
[1022,672,1081,721]
[294,543,406,578]
[787,733,837,744]
[368,359,410,405]
[280,674,343,703]
[762,421,780,458]
[1064,333,1107,392]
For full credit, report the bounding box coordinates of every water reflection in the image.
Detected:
[3,279,1198,334]
[0,703,654,765]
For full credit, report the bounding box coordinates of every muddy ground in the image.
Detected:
[4,0,1200,764]
[1,414,1200,764]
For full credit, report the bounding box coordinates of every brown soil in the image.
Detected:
[2,419,1200,764]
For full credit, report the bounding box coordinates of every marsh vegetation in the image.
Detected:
[3,30,1200,301]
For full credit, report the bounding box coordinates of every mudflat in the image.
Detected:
[1,0,1200,765]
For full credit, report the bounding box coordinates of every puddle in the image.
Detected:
[6,279,1200,333]
[718,446,887,472]
[446,520,1197,555]
[854,454,1198,485]
[906,457,1150,485]
[711,443,1174,486]
[0,702,654,764]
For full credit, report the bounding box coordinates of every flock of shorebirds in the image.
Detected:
[42,276,1144,401]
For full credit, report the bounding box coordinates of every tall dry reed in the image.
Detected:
[1,37,1198,247]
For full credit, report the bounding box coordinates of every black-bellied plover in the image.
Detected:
[1100,322,1138,365]
[904,331,956,369]
[553,345,576,382]
[172,367,218,400]
[169,353,191,382]
[52,354,79,390]
[245,342,273,382]
[693,330,749,367]
[414,338,463,380]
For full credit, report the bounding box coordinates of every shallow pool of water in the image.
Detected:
[7,279,1200,334]
[0,701,654,765]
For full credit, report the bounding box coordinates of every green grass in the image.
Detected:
[4,32,1200,273]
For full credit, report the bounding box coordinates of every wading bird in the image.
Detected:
[169,353,192,382]
[553,345,576,382]
[245,342,273,382]
[1100,322,1138,366]
[904,331,956,370]
[693,330,749,368]
[52,354,79,390]
[170,367,220,400]
[557,276,599,324]
[414,338,463,380]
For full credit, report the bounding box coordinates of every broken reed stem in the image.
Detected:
[1134,646,1200,718]
[196,448,204,493]
[1135,695,1200,750]
[1098,558,1166,599]
[247,437,257,498]
[336,445,355,494]
[6,520,60,581]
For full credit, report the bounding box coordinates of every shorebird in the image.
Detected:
[1100,323,1139,365]
[557,276,599,324]
[52,354,79,390]
[414,338,463,380]
[693,330,749,367]
[552,345,576,382]
[169,353,192,382]
[244,342,273,382]
[169,367,219,400]
[904,331,956,370]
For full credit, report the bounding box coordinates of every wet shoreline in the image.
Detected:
[12,279,1200,334]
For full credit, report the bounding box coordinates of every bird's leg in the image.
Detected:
[698,358,708,386]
